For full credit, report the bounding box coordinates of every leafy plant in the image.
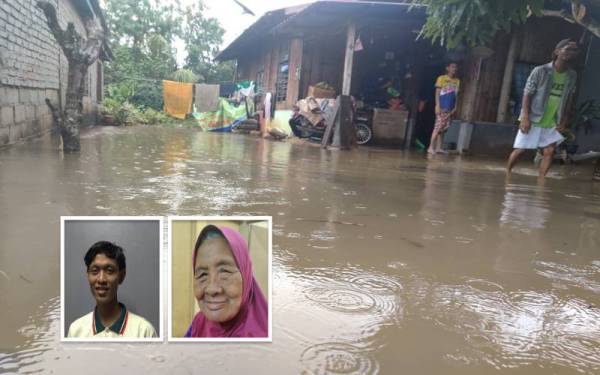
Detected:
[139,108,170,125]
[170,69,199,83]
[130,81,163,110]
[105,82,135,103]
[414,1,600,49]
[101,98,133,126]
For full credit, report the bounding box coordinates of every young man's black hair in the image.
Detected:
[84,241,126,271]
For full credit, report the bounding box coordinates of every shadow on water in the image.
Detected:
[1,126,599,374]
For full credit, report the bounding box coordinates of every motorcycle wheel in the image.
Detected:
[356,122,372,145]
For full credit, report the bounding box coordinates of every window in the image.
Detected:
[275,49,289,103]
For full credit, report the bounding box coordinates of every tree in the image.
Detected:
[414,0,600,48]
[37,1,106,152]
[197,61,236,84]
[102,0,232,110]
[104,0,182,48]
[182,3,233,83]
[170,69,199,83]
[103,0,180,110]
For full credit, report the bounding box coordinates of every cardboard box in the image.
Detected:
[307,85,336,99]
[372,108,408,145]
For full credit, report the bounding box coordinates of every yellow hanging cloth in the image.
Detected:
[163,80,193,119]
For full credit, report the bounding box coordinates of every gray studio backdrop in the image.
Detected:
[63,220,160,337]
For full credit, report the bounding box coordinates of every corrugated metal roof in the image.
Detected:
[215,0,426,61]
[216,5,309,61]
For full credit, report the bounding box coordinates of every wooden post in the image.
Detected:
[287,38,303,108]
[342,22,356,96]
[460,57,480,122]
[496,31,519,123]
[321,98,340,148]
[332,95,355,149]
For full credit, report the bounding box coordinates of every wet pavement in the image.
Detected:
[1,125,599,374]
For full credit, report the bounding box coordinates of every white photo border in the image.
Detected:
[167,216,273,343]
[60,216,164,343]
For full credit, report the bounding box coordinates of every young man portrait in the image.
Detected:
[67,241,157,338]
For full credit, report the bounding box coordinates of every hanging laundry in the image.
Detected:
[192,98,247,132]
[163,80,193,119]
[194,84,220,113]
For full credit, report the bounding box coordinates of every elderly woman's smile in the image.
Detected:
[194,236,244,323]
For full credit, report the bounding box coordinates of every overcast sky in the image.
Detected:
[173,0,315,65]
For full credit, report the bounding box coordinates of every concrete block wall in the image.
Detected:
[0,0,100,147]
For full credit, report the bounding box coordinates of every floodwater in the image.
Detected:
[1,125,599,374]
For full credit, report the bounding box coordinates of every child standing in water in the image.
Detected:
[428,62,460,155]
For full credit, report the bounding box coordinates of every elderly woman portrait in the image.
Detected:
[170,219,270,339]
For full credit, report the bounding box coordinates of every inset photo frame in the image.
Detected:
[168,216,272,342]
[61,217,163,342]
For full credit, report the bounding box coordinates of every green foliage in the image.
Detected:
[106,82,135,102]
[413,0,547,48]
[104,0,182,48]
[192,60,236,84]
[101,0,232,123]
[181,3,232,83]
[102,99,173,126]
[102,98,131,126]
[170,69,199,83]
[102,0,230,109]
[130,81,163,110]
[139,108,171,125]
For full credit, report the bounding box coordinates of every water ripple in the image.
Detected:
[430,284,600,372]
[304,287,376,313]
[534,260,600,294]
[300,342,379,375]
[347,275,403,295]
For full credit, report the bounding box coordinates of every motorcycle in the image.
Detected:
[289,98,372,145]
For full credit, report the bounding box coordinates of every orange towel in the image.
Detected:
[163,80,193,119]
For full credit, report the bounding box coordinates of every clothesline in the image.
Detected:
[105,73,235,86]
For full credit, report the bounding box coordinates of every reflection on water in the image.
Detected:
[500,184,551,230]
[430,283,600,371]
[1,126,599,374]
[0,297,59,374]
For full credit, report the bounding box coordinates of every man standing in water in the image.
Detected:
[67,241,157,338]
[428,62,460,154]
[507,39,579,178]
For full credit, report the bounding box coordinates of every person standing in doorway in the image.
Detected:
[428,62,460,154]
[507,39,579,178]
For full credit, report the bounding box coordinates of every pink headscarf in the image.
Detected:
[185,225,268,338]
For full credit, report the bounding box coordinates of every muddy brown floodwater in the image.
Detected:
[1,125,599,374]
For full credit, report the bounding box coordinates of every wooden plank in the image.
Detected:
[321,97,340,148]
[287,38,303,107]
[341,22,356,95]
[497,31,519,122]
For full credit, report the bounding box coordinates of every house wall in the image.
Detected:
[0,0,102,147]
[235,37,307,109]
[457,17,583,124]
[575,36,600,153]
[300,36,346,100]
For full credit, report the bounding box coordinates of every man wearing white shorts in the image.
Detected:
[507,39,579,178]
